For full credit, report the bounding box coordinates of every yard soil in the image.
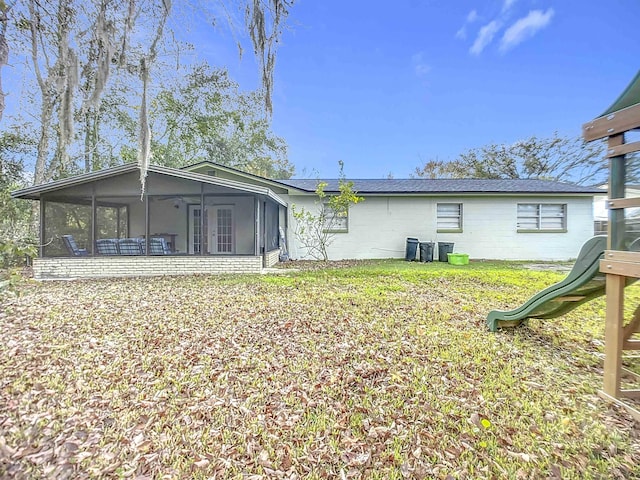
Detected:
[1,261,639,479]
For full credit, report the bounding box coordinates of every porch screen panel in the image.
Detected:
[265,202,279,251]
[43,200,92,256]
[97,205,128,239]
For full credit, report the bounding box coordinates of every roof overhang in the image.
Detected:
[11,163,288,207]
[182,160,308,194]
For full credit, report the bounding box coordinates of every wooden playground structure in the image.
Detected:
[583,71,640,420]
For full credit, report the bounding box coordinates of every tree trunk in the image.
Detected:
[34,99,54,186]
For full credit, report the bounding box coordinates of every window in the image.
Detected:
[322,201,349,232]
[517,204,566,231]
[437,203,462,232]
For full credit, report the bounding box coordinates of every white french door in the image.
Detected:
[188,205,234,254]
[209,206,234,254]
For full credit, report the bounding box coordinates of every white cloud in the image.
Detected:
[455,10,478,40]
[500,8,554,52]
[411,52,431,77]
[470,20,501,55]
[502,0,517,13]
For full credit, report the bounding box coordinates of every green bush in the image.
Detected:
[0,237,38,268]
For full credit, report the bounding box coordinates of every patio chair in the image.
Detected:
[118,238,143,255]
[145,237,171,255]
[96,238,120,255]
[62,234,88,256]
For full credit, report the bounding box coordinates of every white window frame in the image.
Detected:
[437,203,463,232]
[322,200,349,233]
[517,203,567,232]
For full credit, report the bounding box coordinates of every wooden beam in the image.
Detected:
[621,366,640,381]
[599,391,640,422]
[600,259,640,278]
[603,273,625,397]
[607,140,640,158]
[608,133,625,150]
[607,197,640,209]
[623,305,640,341]
[623,339,640,350]
[604,250,640,263]
[620,389,640,399]
[583,103,640,141]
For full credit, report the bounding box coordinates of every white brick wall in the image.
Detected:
[285,194,596,261]
[33,255,263,279]
[263,248,280,267]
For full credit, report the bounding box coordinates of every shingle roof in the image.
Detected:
[277,178,604,195]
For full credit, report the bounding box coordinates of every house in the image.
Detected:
[12,161,603,279]
[594,184,640,236]
[12,163,286,279]
[277,176,602,262]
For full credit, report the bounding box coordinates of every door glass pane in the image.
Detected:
[217,208,233,253]
[193,208,201,254]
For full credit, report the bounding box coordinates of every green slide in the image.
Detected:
[487,236,608,331]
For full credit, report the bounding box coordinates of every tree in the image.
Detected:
[412,157,465,179]
[127,65,293,178]
[413,134,607,185]
[14,0,173,184]
[0,0,9,122]
[0,130,38,267]
[9,0,294,187]
[292,161,363,261]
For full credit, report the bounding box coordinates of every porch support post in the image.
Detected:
[200,184,205,255]
[116,208,121,238]
[144,189,150,256]
[91,183,96,256]
[609,134,626,251]
[262,200,267,259]
[254,197,260,256]
[39,197,45,258]
[603,272,625,398]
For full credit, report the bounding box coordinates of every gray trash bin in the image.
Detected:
[405,237,419,261]
[438,242,454,262]
[419,242,434,262]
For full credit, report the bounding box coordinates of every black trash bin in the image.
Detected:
[419,242,434,262]
[438,242,454,262]
[405,237,419,261]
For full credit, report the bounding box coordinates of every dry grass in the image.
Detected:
[1,260,639,479]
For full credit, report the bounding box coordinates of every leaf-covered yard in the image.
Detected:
[1,260,639,479]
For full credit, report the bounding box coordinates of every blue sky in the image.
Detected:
[216,0,640,179]
[5,1,638,180]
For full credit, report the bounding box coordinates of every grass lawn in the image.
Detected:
[1,260,639,479]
